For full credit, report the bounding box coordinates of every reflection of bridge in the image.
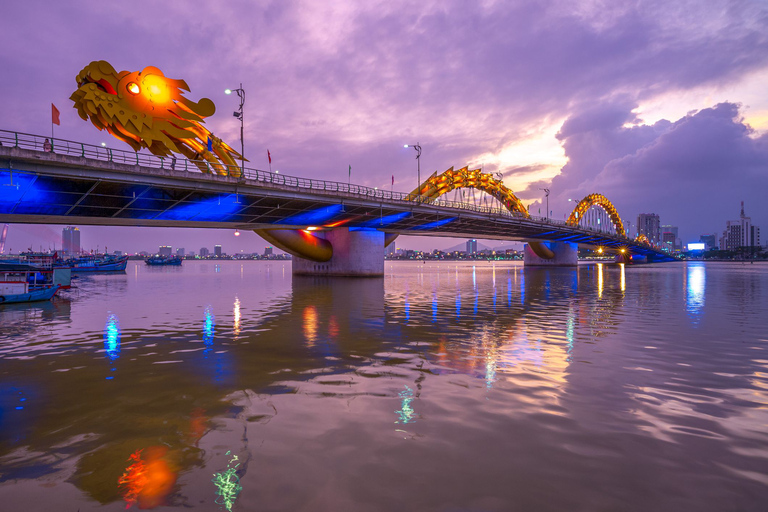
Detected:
[0,130,675,275]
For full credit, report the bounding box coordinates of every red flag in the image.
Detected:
[51,103,60,125]
[267,150,271,164]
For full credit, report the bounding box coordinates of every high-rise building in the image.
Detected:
[699,234,717,251]
[176,248,185,257]
[159,245,172,257]
[200,247,210,257]
[466,239,478,254]
[385,242,396,256]
[637,213,661,243]
[264,246,273,256]
[661,225,680,250]
[62,226,80,255]
[721,202,761,250]
[214,245,222,257]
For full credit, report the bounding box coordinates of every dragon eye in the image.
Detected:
[126,82,140,95]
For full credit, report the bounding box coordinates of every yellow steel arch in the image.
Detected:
[411,167,529,216]
[566,193,626,237]
[635,233,650,245]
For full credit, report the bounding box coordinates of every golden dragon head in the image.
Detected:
[70,60,242,176]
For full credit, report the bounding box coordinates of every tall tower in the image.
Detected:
[637,214,660,243]
[62,226,81,255]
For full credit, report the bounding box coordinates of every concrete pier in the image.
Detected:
[292,228,385,276]
[523,241,578,267]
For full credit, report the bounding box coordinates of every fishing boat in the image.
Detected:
[0,258,72,289]
[0,265,63,304]
[145,255,183,266]
[67,254,129,272]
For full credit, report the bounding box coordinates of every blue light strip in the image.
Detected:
[410,217,457,230]
[275,204,344,226]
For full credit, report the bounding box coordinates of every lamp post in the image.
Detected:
[404,143,422,201]
[539,188,550,220]
[225,84,245,179]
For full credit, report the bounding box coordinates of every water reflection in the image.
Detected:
[597,262,604,298]
[103,313,120,363]
[233,297,241,338]
[212,451,242,511]
[686,263,706,320]
[303,305,318,346]
[395,385,416,424]
[0,261,767,511]
[203,305,215,349]
[118,446,177,509]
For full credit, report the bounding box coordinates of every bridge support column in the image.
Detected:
[625,254,647,264]
[292,228,384,277]
[524,241,578,267]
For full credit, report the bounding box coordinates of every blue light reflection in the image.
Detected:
[104,313,121,362]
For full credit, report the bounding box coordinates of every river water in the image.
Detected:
[0,260,767,511]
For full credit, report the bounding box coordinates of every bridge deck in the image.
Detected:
[0,144,672,258]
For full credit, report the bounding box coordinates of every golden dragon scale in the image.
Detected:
[70,60,243,177]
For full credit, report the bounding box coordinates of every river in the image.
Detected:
[0,260,767,511]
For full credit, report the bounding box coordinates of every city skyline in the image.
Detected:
[2,1,767,250]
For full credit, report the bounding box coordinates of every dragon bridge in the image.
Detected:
[566,193,626,237]
[410,166,529,216]
[258,167,531,262]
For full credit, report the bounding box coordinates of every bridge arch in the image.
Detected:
[566,193,626,237]
[413,167,529,216]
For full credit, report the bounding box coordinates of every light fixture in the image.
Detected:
[101,142,107,147]
[306,226,319,231]
[234,230,240,236]
[224,89,232,95]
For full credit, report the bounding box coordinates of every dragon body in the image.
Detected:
[70,60,242,176]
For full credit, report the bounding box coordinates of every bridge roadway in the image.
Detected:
[0,141,670,260]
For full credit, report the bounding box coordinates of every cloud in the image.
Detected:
[547,102,768,240]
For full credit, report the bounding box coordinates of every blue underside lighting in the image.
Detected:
[157,194,242,221]
[275,204,344,226]
[410,217,457,230]
[0,170,47,211]
[359,211,410,227]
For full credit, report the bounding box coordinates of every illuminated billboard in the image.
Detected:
[687,243,706,251]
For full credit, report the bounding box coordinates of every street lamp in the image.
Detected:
[539,188,550,220]
[404,143,422,201]
[225,84,245,179]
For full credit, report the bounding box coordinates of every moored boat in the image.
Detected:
[67,255,129,272]
[0,266,62,304]
[145,256,183,266]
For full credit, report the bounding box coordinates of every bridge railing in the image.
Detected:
[0,129,543,217]
[2,129,665,247]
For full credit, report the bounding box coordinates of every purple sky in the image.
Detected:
[2,0,767,253]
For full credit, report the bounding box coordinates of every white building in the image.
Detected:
[720,202,761,250]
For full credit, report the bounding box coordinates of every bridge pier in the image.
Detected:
[524,241,578,267]
[292,228,385,277]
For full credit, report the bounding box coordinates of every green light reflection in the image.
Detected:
[212,451,242,511]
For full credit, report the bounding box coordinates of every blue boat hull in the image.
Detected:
[0,285,60,304]
[70,257,128,272]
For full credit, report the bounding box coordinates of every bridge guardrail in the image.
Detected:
[0,129,541,219]
[1,129,675,252]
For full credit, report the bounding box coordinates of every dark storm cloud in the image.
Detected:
[547,102,768,241]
